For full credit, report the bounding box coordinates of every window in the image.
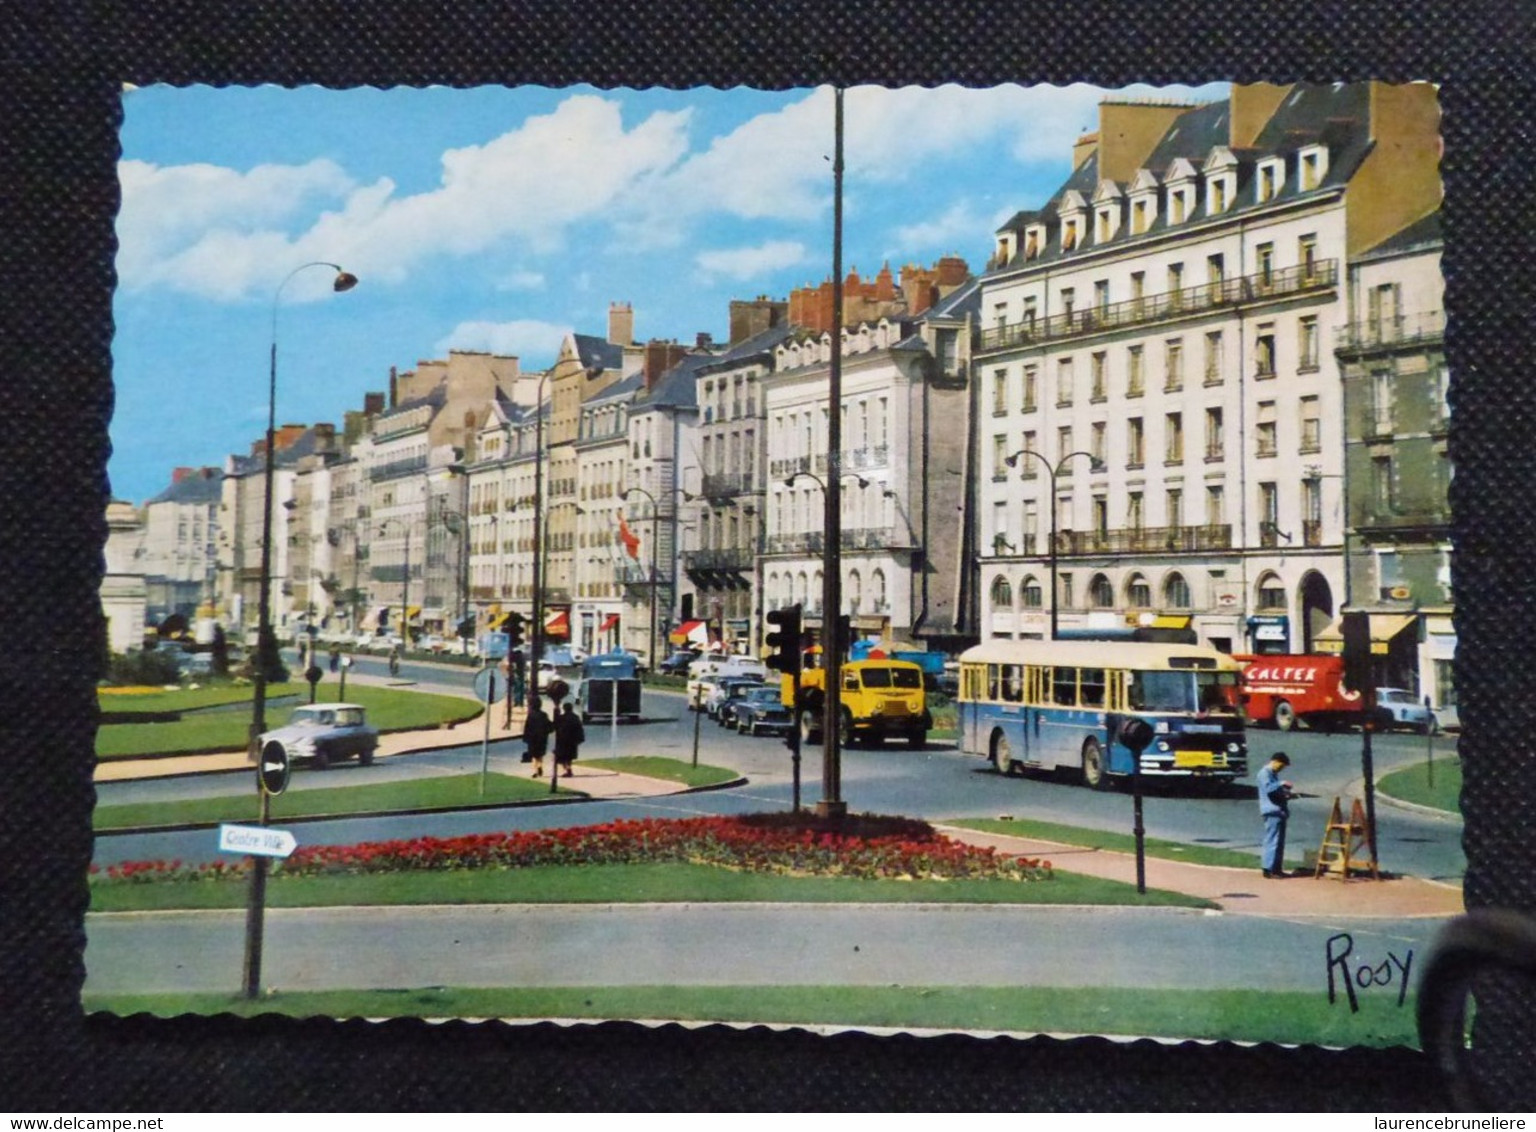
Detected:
[1023,296,1038,328]
[1167,487,1184,531]
[1056,358,1074,406]
[990,574,1013,608]
[1299,147,1327,190]
[1022,575,1043,608]
[1204,330,1223,384]
[1089,574,1114,608]
[1298,316,1320,370]
[1206,483,1225,526]
[992,369,1008,415]
[1127,573,1152,608]
[1164,412,1184,463]
[1130,271,1146,307]
[1127,491,1144,531]
[1255,401,1278,457]
[1209,176,1229,214]
[1023,500,1038,550]
[1020,431,1038,476]
[1127,345,1145,396]
[1022,365,1038,412]
[1371,370,1395,435]
[1259,482,1280,543]
[1165,339,1184,391]
[1255,327,1276,377]
[1092,496,1109,540]
[1091,352,1108,400]
[1132,198,1149,234]
[1090,421,1107,463]
[1057,426,1073,462]
[993,302,1007,331]
[1298,234,1319,279]
[1302,477,1322,545]
[1372,455,1397,513]
[993,434,1009,479]
[1207,253,1225,301]
[1256,242,1275,288]
[1257,575,1287,610]
[1094,280,1111,317]
[1060,288,1076,325]
[1299,396,1321,452]
[1164,573,1191,609]
[1171,188,1187,224]
[1059,573,1074,610]
[1051,666,1078,706]
[1205,407,1224,459]
[1127,417,1145,467]
[1369,284,1401,341]
[1168,262,1184,295]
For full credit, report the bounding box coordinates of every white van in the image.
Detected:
[686,655,770,709]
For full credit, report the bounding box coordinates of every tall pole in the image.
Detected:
[622,486,660,674]
[244,259,355,1000]
[818,84,847,820]
[1006,447,1100,641]
[531,372,549,717]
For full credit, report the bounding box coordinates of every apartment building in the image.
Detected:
[975,82,1442,654]
[138,466,221,626]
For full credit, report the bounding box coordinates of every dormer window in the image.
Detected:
[1256,157,1285,203]
[1207,173,1233,215]
[1095,205,1119,243]
[1297,144,1329,190]
[1061,217,1081,251]
[1024,224,1046,259]
[995,231,1017,264]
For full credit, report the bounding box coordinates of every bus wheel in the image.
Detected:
[1274,700,1296,732]
[993,732,1015,776]
[839,708,858,748]
[800,712,820,746]
[1081,737,1107,790]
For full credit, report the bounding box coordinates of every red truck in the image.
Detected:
[1237,653,1364,732]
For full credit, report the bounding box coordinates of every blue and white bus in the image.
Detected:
[957,639,1247,788]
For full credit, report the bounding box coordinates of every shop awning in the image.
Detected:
[1314,613,1416,655]
[670,619,708,646]
[406,605,421,620]
[545,610,570,637]
[488,611,510,630]
[599,613,620,633]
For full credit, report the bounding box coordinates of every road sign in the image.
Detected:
[473,665,508,704]
[219,823,297,858]
[259,739,290,796]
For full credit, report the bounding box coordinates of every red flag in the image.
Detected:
[618,512,640,559]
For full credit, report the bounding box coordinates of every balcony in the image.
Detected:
[1054,524,1233,556]
[368,455,429,482]
[700,471,752,498]
[683,547,754,572]
[979,259,1339,353]
[1336,309,1446,355]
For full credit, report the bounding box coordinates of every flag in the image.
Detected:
[618,512,640,559]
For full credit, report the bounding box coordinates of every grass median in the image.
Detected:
[80,983,1418,1048]
[89,859,1212,913]
[579,755,737,788]
[96,682,481,760]
[1378,757,1461,814]
[947,816,1262,870]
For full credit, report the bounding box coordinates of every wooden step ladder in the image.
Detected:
[1314,796,1380,880]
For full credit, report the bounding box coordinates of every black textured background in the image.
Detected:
[2,0,1532,1112]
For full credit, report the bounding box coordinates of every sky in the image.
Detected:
[111,81,1230,504]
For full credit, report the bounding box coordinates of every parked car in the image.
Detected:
[415,633,447,654]
[734,684,794,736]
[704,674,765,719]
[1375,688,1439,734]
[258,702,378,770]
[658,649,700,676]
[714,678,767,727]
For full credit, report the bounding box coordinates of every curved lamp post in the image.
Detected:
[245,260,355,1002]
[1003,447,1102,640]
[620,485,660,675]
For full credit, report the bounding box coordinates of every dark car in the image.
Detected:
[734,685,793,736]
[257,702,378,770]
[715,678,767,727]
[658,649,700,676]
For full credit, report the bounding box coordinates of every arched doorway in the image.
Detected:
[1298,571,1334,653]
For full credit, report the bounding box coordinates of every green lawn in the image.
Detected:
[81,983,1418,1048]
[1378,757,1462,814]
[580,755,738,788]
[93,771,581,831]
[95,683,481,760]
[947,816,1263,870]
[88,860,1211,912]
[100,681,303,713]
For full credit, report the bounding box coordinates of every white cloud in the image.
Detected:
[435,318,570,363]
[695,240,808,281]
[496,270,546,292]
[121,95,693,303]
[887,201,991,257]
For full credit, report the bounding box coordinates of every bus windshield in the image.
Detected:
[859,666,922,689]
[1131,670,1239,713]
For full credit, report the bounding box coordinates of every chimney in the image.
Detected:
[363,391,385,416]
[1229,83,1292,150]
[696,331,714,350]
[388,366,398,409]
[729,297,787,345]
[1072,130,1099,171]
[643,340,687,389]
[874,262,896,302]
[609,302,635,346]
[171,466,194,484]
[935,254,969,289]
[314,423,336,453]
[1097,100,1191,182]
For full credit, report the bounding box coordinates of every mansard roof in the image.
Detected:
[573,332,623,372]
[146,468,222,506]
[1358,209,1443,260]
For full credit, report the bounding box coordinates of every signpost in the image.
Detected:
[219,824,297,858]
[242,738,291,999]
[473,665,509,795]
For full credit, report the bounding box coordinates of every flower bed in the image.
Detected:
[92,813,1052,885]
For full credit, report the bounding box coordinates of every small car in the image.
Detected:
[658,649,700,676]
[258,702,379,770]
[704,674,764,719]
[1375,688,1439,734]
[714,678,767,727]
[734,685,794,736]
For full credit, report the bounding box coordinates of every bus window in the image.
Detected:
[1002,664,1023,703]
[1080,668,1106,707]
[1132,670,1196,712]
[891,668,921,689]
[1197,671,1240,712]
[1051,667,1077,706]
[987,664,1001,701]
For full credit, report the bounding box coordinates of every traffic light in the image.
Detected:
[506,611,526,651]
[456,615,476,641]
[764,604,802,676]
[1340,610,1372,695]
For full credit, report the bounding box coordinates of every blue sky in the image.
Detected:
[112,81,1229,504]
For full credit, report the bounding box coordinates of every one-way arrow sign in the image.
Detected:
[219,823,298,859]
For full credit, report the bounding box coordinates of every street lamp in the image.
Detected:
[377,516,412,650]
[541,500,585,796]
[244,259,355,1002]
[1003,447,1103,640]
[620,485,660,675]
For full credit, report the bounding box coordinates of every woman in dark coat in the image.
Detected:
[523,698,553,778]
[553,701,586,778]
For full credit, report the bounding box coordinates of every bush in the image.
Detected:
[106,649,181,686]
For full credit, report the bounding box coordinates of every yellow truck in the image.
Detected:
[786,654,931,748]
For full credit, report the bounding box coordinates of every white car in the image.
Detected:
[1375,688,1439,734]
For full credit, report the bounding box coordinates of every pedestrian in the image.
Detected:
[388,643,401,677]
[328,647,340,674]
[523,696,553,778]
[554,700,586,778]
[1257,751,1295,878]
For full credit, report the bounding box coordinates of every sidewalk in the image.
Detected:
[941,825,1464,919]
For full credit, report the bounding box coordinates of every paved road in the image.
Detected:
[84,902,1437,998]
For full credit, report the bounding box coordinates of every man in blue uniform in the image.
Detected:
[1257,751,1294,878]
